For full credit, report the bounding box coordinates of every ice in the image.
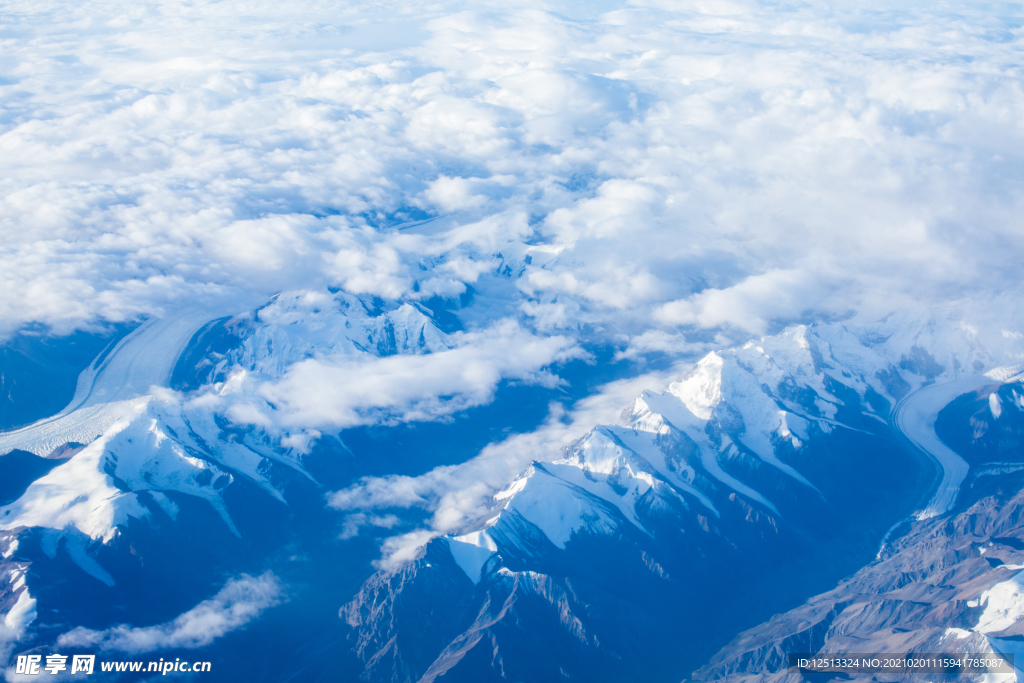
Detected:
[0,306,229,458]
[892,373,979,519]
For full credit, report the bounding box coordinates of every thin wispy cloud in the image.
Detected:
[56,572,281,653]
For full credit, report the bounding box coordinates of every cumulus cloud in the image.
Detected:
[56,572,280,654]
[655,268,841,334]
[254,319,581,430]
[0,0,1020,347]
[423,176,488,212]
[612,329,714,361]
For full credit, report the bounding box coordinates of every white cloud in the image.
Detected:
[612,329,711,360]
[655,268,834,334]
[339,513,400,540]
[423,176,488,212]
[3,0,1024,578]
[0,0,1020,345]
[253,319,582,430]
[56,572,280,654]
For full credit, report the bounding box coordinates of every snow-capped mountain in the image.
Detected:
[3,296,1024,682]
[691,380,1024,682]
[0,292,452,553]
[0,291,463,678]
[445,309,1024,569]
[339,310,1024,681]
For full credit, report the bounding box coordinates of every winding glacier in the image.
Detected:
[0,307,221,458]
[892,373,981,519]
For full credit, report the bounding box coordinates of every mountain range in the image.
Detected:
[2,293,1024,682]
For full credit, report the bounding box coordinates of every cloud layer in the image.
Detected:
[1,0,1021,345]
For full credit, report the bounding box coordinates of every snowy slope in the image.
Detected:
[228,291,452,380]
[338,309,1024,683]
[0,291,453,558]
[437,311,1024,579]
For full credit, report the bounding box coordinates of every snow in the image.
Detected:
[990,393,1003,420]
[667,353,724,421]
[986,364,1024,383]
[546,460,652,536]
[984,637,1024,683]
[644,397,768,511]
[943,627,973,640]
[478,423,717,551]
[0,290,468,548]
[235,293,452,379]
[0,302,277,544]
[977,571,1024,634]
[5,280,1023,592]
[1,570,38,656]
[446,531,497,584]
[658,329,870,495]
[148,492,180,521]
[1,417,150,542]
[40,529,116,587]
[3,586,37,635]
[777,412,809,446]
[620,335,839,509]
[493,465,619,549]
[0,404,240,543]
[470,310,1024,557]
[647,312,1022,521]
[814,398,837,420]
[703,440,779,515]
[609,423,718,515]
